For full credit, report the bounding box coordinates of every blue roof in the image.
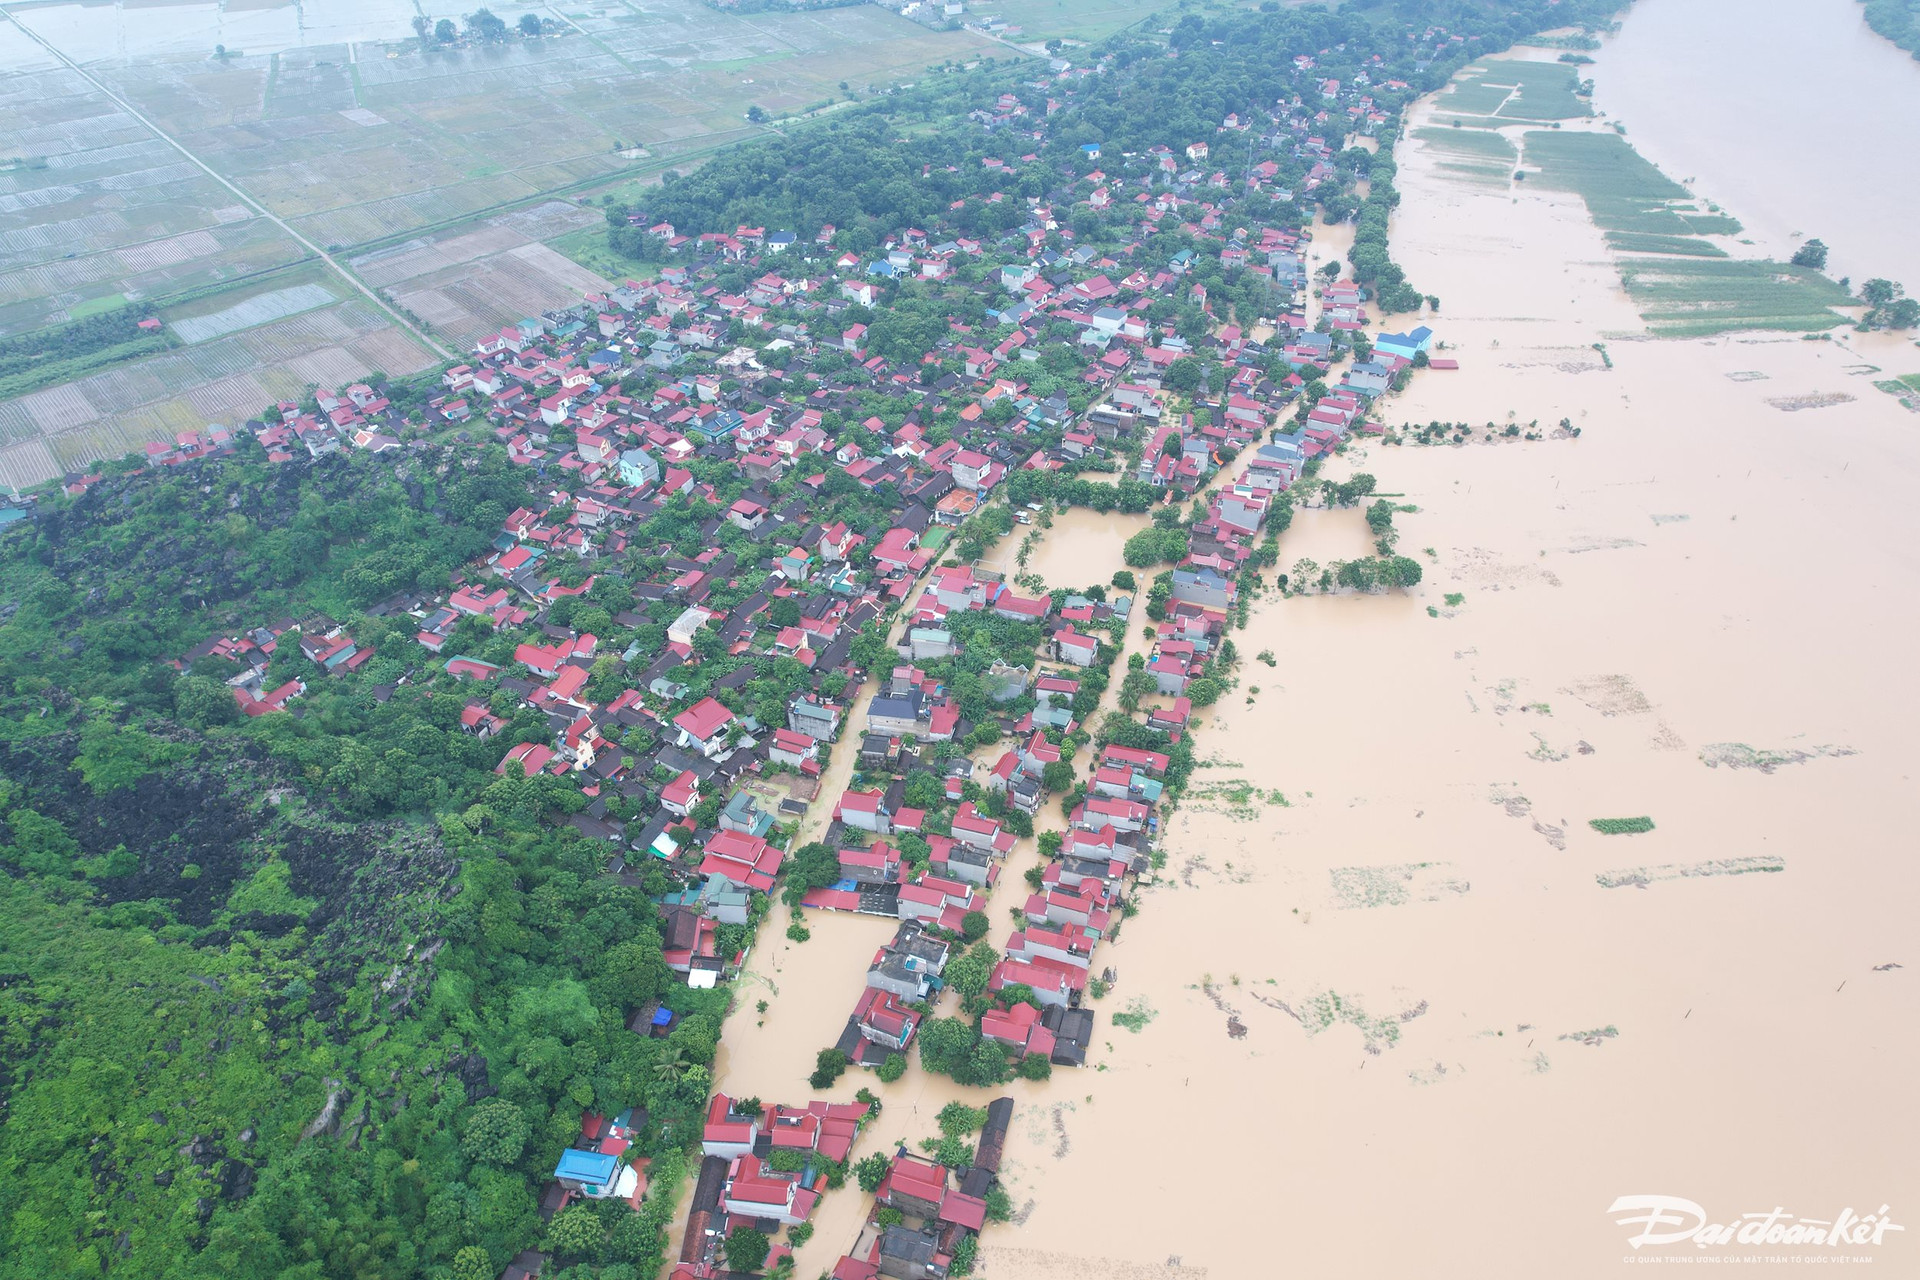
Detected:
[555,1149,618,1187]
[650,1007,674,1027]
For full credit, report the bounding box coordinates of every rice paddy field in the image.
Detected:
[1512,128,1848,334]
[1520,130,1736,236]
[350,201,616,349]
[1615,258,1855,337]
[951,0,1173,43]
[1409,124,1515,184]
[0,0,1004,487]
[0,297,436,490]
[1431,58,1592,123]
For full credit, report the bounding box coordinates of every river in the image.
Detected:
[1592,0,1920,288]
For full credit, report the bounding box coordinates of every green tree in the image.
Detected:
[1383,556,1425,589]
[547,1203,604,1259]
[1163,358,1202,393]
[809,1047,850,1089]
[461,1098,532,1165]
[726,1225,771,1272]
[1789,238,1828,270]
[855,1152,893,1192]
[1860,278,1900,308]
[174,674,239,728]
[943,949,991,1000]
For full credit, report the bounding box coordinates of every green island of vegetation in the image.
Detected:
[1859,0,1920,57]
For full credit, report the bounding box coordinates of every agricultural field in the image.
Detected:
[1602,231,1729,258]
[952,0,1171,43]
[1410,124,1515,184]
[1520,130,1737,237]
[350,201,615,349]
[77,1,996,255]
[0,298,435,491]
[1615,258,1853,337]
[1431,57,1591,123]
[0,26,308,336]
[1513,129,1846,334]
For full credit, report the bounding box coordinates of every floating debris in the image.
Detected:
[1765,392,1854,411]
[1291,990,1405,1053]
[1563,674,1653,717]
[1596,856,1785,888]
[1698,742,1857,773]
[1330,862,1470,908]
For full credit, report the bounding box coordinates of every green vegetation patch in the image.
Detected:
[1604,231,1729,258]
[1874,376,1920,411]
[0,306,174,402]
[1294,990,1403,1051]
[1859,0,1920,57]
[1596,856,1786,888]
[1521,130,1702,233]
[1438,67,1520,116]
[1680,212,1742,235]
[1588,816,1655,834]
[1414,126,1517,162]
[1491,60,1591,121]
[1111,997,1158,1033]
[1329,862,1470,909]
[1619,258,1851,336]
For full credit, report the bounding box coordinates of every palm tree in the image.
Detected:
[652,1047,691,1085]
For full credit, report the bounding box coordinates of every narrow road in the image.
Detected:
[0,7,455,361]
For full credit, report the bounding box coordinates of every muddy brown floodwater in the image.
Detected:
[982,506,1152,592]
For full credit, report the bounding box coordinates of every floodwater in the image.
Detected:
[971,31,1920,1280]
[1592,0,1920,288]
[982,506,1151,591]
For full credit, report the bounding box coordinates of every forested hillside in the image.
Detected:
[0,447,715,1277]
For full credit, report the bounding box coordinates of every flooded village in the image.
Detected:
[3,0,1916,1276]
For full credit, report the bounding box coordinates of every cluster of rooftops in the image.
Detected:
[128,31,1479,1280]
